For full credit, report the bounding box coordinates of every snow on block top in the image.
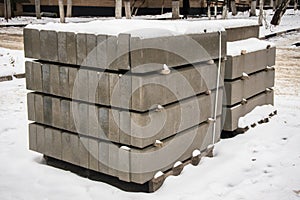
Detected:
[225,38,276,80]
[24,19,226,73]
[214,19,259,42]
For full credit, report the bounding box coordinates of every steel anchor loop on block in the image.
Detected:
[154,140,164,148]
[160,64,171,75]
[240,49,247,55]
[172,161,183,176]
[265,66,275,71]
[206,117,216,123]
[155,104,164,112]
[241,72,249,80]
[205,90,212,95]
[206,59,215,65]
[191,149,201,166]
[241,98,248,105]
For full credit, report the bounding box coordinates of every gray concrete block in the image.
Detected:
[114,33,130,70]
[98,107,109,140]
[28,123,37,151]
[25,61,33,90]
[42,63,50,94]
[59,66,70,98]
[40,30,58,62]
[66,32,77,65]
[130,32,226,73]
[78,137,89,168]
[34,94,44,123]
[130,117,222,184]
[78,103,88,135]
[223,90,274,131]
[27,93,35,121]
[69,101,78,133]
[96,34,108,69]
[23,28,32,58]
[108,143,119,176]
[86,34,97,67]
[88,105,100,138]
[108,109,120,143]
[118,146,131,182]
[44,128,62,160]
[88,70,99,103]
[78,69,89,102]
[31,29,41,59]
[43,95,52,125]
[52,98,61,128]
[224,70,275,105]
[225,47,276,80]
[36,124,45,154]
[121,90,223,148]
[88,138,99,172]
[62,132,80,165]
[98,72,110,105]
[50,64,60,96]
[69,67,79,100]
[32,62,43,92]
[61,100,70,130]
[99,141,110,175]
[58,31,68,64]
[106,35,118,70]
[226,25,259,42]
[130,62,225,112]
[76,33,87,66]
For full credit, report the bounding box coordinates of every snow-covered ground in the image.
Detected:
[0,47,24,76]
[1,10,300,200]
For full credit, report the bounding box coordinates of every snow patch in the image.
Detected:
[227,38,275,56]
[238,105,276,128]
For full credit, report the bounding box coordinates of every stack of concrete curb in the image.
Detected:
[223,38,275,132]
[25,20,226,189]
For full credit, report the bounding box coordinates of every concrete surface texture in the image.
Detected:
[25,22,226,185]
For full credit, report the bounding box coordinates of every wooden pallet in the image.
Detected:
[221,110,277,139]
[44,145,214,193]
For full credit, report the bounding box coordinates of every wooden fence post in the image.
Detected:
[115,0,122,19]
[58,0,65,23]
[35,0,41,19]
[124,0,131,19]
[172,0,180,19]
[67,0,72,17]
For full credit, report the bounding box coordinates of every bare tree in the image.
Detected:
[66,0,72,17]
[35,0,41,19]
[172,0,180,19]
[58,0,65,23]
[258,0,264,25]
[115,0,122,19]
[271,0,291,25]
[231,0,237,16]
[222,0,228,19]
[295,0,298,10]
[124,0,131,19]
[250,0,257,16]
[4,0,12,20]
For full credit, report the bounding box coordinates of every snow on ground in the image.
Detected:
[0,47,24,76]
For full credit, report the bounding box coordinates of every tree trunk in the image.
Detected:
[214,4,217,18]
[231,0,237,15]
[5,0,12,20]
[58,0,65,23]
[271,0,291,25]
[250,0,257,16]
[115,0,122,19]
[273,0,276,10]
[258,0,264,25]
[295,0,298,10]
[66,0,72,17]
[208,4,211,19]
[4,0,8,21]
[161,0,165,14]
[172,0,180,19]
[35,0,41,19]
[124,0,131,19]
[222,4,228,19]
